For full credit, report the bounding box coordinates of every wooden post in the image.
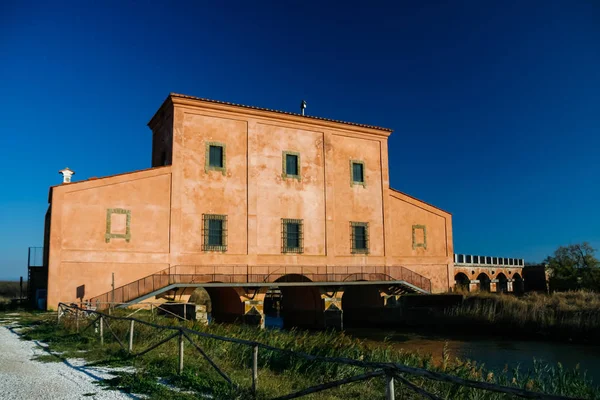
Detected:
[99,316,104,346]
[178,330,184,374]
[128,320,134,353]
[57,305,61,323]
[252,344,258,395]
[111,272,115,310]
[386,372,395,400]
[75,309,79,333]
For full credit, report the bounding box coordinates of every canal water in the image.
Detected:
[264,317,600,383]
[348,328,600,384]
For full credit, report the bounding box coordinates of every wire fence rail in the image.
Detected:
[56,303,583,400]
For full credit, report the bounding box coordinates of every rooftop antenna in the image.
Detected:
[300,100,307,116]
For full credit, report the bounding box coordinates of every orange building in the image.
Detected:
[41,94,454,322]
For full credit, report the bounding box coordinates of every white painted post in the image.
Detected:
[385,373,395,400]
[99,316,104,346]
[178,330,184,374]
[128,320,134,353]
[252,344,258,394]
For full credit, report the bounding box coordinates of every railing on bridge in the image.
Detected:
[90,265,432,308]
[454,254,524,267]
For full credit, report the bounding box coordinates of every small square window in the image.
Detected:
[202,214,227,252]
[205,142,226,174]
[350,222,369,254]
[412,225,427,250]
[350,160,366,187]
[282,219,303,253]
[282,151,301,180]
[209,146,223,168]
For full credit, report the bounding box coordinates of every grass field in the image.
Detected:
[0,280,27,304]
[445,290,600,342]
[9,309,599,400]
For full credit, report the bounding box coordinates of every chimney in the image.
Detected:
[300,100,307,116]
[59,167,75,184]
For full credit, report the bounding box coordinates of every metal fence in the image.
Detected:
[57,303,581,400]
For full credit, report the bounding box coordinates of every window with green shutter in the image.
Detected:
[350,160,366,187]
[205,142,226,174]
[282,151,301,180]
[350,221,369,254]
[202,214,227,251]
[282,218,303,253]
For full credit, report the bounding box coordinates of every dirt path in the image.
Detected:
[0,317,139,400]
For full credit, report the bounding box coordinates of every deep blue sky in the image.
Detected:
[1,1,599,280]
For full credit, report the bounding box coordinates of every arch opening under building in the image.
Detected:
[341,283,383,327]
[276,274,324,329]
[204,285,243,323]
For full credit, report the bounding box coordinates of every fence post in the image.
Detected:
[57,304,61,324]
[252,344,258,395]
[178,329,184,374]
[385,372,395,400]
[128,320,134,353]
[99,316,104,346]
[75,309,79,333]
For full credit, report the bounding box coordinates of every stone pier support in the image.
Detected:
[321,291,343,330]
[381,294,400,308]
[241,293,265,329]
[469,280,479,292]
[490,280,498,293]
[507,280,514,292]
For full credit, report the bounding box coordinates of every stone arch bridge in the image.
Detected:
[454,254,524,293]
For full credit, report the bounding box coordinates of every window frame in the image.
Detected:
[282,151,301,181]
[412,224,427,250]
[202,214,228,252]
[350,221,369,254]
[205,142,226,175]
[350,160,366,187]
[281,218,304,254]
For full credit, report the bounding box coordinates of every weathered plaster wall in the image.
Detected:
[46,167,172,308]
[386,190,454,292]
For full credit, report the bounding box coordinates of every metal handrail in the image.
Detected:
[89,265,433,307]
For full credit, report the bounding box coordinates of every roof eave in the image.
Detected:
[167,93,393,137]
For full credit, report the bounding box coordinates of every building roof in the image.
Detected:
[152,93,393,133]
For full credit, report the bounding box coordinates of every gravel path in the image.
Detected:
[0,317,140,400]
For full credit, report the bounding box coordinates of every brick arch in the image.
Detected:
[513,272,524,294]
[496,273,508,293]
[455,272,470,292]
[477,273,491,292]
